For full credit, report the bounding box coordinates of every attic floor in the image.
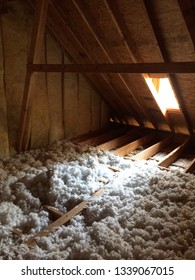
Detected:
[73,124,195,175]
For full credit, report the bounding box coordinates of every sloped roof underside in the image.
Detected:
[27,0,195,135]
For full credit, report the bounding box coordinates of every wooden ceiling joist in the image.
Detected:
[131,136,172,161]
[113,132,156,157]
[25,187,105,246]
[143,0,193,135]
[97,128,140,150]
[184,158,195,173]
[28,61,195,73]
[78,127,127,146]
[158,137,191,168]
[18,0,49,151]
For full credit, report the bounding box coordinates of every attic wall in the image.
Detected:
[0,1,110,157]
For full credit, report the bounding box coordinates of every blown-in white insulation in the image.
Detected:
[0,140,195,260]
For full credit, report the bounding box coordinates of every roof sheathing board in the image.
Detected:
[151,0,195,133]
[116,0,164,63]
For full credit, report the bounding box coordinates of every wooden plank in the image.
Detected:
[44,0,133,116]
[43,205,64,219]
[97,128,140,150]
[108,166,122,172]
[105,0,143,63]
[11,228,23,237]
[25,188,105,246]
[28,62,195,73]
[184,158,195,173]
[72,0,148,127]
[79,127,127,146]
[131,136,172,160]
[114,132,156,157]
[18,0,49,151]
[158,138,191,167]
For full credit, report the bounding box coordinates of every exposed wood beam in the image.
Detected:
[131,136,172,160]
[18,0,49,151]
[184,158,195,173]
[43,205,64,219]
[97,128,140,150]
[28,61,195,73]
[114,132,156,157]
[52,2,140,122]
[27,0,132,123]
[73,0,147,127]
[158,138,191,167]
[105,0,143,63]
[79,127,127,146]
[144,0,193,135]
[25,187,105,246]
[106,0,175,133]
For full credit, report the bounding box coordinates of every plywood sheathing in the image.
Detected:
[75,0,170,129]
[150,0,195,134]
[45,2,154,128]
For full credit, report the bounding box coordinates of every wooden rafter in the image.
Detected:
[143,0,193,135]
[27,0,129,122]
[105,0,173,132]
[73,0,150,127]
[158,137,191,167]
[105,0,143,63]
[114,132,156,156]
[52,3,138,118]
[131,136,172,160]
[28,61,195,73]
[18,0,49,151]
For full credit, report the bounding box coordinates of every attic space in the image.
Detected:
[0,0,195,260]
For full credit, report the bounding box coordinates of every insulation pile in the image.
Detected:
[0,140,195,260]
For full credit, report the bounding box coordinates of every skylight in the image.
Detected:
[144,76,180,115]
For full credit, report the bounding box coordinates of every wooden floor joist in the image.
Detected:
[131,136,172,160]
[113,132,156,157]
[158,138,191,168]
[43,205,64,219]
[184,158,195,174]
[25,188,105,246]
[78,127,127,146]
[97,128,140,150]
